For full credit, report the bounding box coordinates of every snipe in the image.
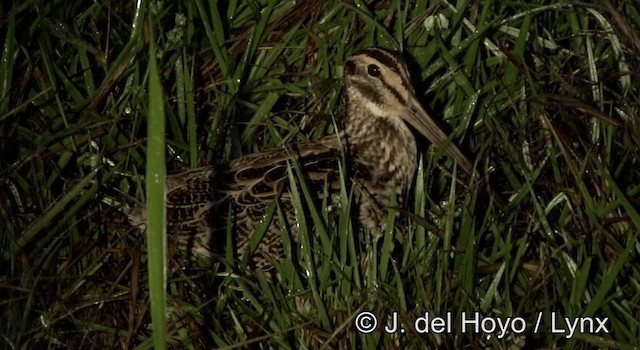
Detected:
[128,47,473,271]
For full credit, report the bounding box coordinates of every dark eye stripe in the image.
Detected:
[359,48,406,80]
[351,75,407,109]
[345,60,356,75]
[358,48,412,98]
[347,48,413,108]
[380,78,407,106]
[351,80,383,103]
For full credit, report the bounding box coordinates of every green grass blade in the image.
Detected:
[145,25,167,350]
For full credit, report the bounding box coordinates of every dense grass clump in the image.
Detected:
[1,0,640,348]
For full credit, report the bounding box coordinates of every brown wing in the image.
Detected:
[226,135,344,204]
[128,135,345,262]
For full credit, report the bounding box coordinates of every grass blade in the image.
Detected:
[145,23,167,350]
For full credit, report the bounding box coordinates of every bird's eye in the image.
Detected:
[367,64,381,77]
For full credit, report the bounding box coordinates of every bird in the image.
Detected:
[128,47,473,272]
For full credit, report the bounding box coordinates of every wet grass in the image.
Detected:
[1,0,640,348]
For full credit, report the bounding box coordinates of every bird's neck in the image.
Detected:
[344,104,417,192]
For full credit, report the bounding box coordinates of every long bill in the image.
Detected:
[403,95,473,174]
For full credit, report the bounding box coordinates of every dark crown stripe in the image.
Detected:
[359,48,404,78]
[357,48,411,105]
